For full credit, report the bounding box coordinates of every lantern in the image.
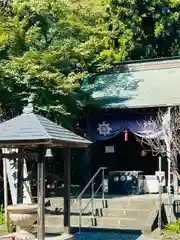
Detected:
[141,150,147,157]
[123,128,128,141]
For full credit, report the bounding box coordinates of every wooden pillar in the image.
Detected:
[64,147,71,235]
[17,154,24,204]
[37,146,46,240]
[85,147,91,184]
[3,158,8,231]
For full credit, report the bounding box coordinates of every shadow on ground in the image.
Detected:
[45,208,91,216]
[45,227,142,239]
[72,227,142,240]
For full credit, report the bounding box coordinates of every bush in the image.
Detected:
[0,204,14,232]
[165,220,180,233]
[0,204,4,225]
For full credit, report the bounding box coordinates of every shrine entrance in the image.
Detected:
[90,130,161,175]
[83,108,170,194]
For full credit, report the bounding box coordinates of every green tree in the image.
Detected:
[1,0,180,127]
[82,0,180,62]
[0,0,88,128]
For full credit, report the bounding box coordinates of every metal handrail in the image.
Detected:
[80,181,104,215]
[76,167,106,201]
[76,167,107,232]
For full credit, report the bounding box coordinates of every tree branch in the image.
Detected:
[136,107,180,164]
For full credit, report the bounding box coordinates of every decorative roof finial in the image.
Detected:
[22,94,34,114]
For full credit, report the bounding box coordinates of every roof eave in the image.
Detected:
[87,102,180,110]
[0,139,91,148]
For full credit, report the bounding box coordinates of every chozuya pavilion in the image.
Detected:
[0,101,91,240]
[79,57,180,195]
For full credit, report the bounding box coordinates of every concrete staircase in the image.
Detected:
[45,196,158,233]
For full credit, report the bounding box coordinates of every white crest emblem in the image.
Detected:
[142,120,156,131]
[97,122,112,136]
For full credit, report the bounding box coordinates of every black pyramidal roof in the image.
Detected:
[0,104,91,147]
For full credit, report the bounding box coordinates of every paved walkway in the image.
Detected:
[137,237,154,240]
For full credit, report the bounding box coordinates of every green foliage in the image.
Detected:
[0,205,14,232]
[166,220,180,233]
[98,0,180,61]
[0,205,4,225]
[0,0,180,126]
[7,220,14,233]
[0,0,88,128]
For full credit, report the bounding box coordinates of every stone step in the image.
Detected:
[46,206,92,215]
[48,197,155,204]
[48,199,153,211]
[45,225,64,233]
[46,207,151,221]
[102,201,153,209]
[44,196,157,233]
[46,201,103,213]
[45,215,149,231]
[94,217,149,231]
[97,208,150,219]
[45,215,92,227]
[45,215,149,229]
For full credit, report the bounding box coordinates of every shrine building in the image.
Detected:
[78,57,180,195]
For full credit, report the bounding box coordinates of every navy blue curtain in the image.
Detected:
[87,116,160,141]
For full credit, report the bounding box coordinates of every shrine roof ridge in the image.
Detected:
[87,56,180,76]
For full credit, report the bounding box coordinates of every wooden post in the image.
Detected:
[64,147,71,235]
[17,157,23,204]
[158,156,162,230]
[37,146,46,240]
[3,158,8,231]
